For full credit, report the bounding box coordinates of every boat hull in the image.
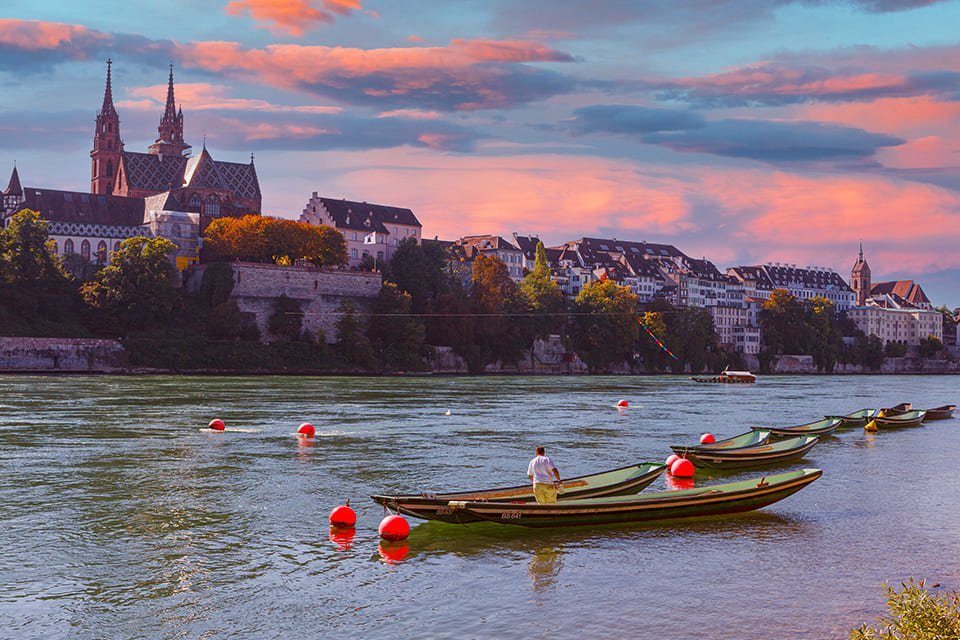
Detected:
[447,469,822,528]
[371,462,666,524]
[923,405,956,421]
[757,417,842,437]
[825,409,879,428]
[670,429,771,456]
[682,436,820,470]
[871,410,927,429]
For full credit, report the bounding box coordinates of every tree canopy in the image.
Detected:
[203,215,347,267]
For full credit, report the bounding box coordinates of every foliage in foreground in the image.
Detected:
[851,579,960,640]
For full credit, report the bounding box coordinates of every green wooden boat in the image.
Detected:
[753,417,842,437]
[680,435,820,470]
[670,429,770,456]
[825,408,880,428]
[371,462,666,524]
[441,469,822,528]
[881,402,912,416]
[923,405,956,421]
[866,409,927,430]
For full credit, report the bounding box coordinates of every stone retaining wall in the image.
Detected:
[185,262,382,343]
[0,337,126,372]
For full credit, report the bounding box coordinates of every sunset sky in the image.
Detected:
[1,1,959,305]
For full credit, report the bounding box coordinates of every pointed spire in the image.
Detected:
[859,240,863,261]
[4,164,22,196]
[101,58,117,116]
[163,63,177,122]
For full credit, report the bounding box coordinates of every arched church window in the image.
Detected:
[189,194,201,211]
[96,241,108,265]
[204,195,221,217]
[64,239,74,254]
[81,240,91,260]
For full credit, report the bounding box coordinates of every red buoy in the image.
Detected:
[379,514,411,541]
[298,423,316,437]
[670,458,695,478]
[700,433,716,445]
[329,501,357,528]
[208,419,225,431]
[378,541,410,564]
[617,399,629,408]
[665,454,679,471]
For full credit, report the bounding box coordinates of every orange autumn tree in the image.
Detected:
[203,215,347,267]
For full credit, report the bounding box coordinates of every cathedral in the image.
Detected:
[2,60,262,270]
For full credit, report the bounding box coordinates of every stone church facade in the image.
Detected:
[2,60,261,271]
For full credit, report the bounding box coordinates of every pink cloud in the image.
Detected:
[224,0,363,36]
[0,18,106,53]
[120,82,342,114]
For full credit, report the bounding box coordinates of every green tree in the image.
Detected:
[918,335,944,358]
[0,210,69,287]
[367,282,426,371]
[636,309,669,371]
[468,254,531,372]
[857,334,885,371]
[569,278,639,372]
[81,236,179,335]
[333,303,374,368]
[520,241,564,338]
[805,296,840,372]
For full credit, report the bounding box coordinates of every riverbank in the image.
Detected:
[2,336,957,374]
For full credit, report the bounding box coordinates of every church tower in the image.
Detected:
[851,241,871,307]
[148,64,191,158]
[90,59,123,195]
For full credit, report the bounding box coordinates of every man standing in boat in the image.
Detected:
[528,446,562,504]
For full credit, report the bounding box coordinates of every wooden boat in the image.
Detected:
[670,429,770,455]
[880,402,912,417]
[371,462,666,524]
[439,469,822,528]
[825,408,880,428]
[865,409,927,430]
[923,405,956,421]
[680,435,820,470]
[753,417,842,438]
[691,369,756,384]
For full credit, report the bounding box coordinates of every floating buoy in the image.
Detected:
[700,433,716,445]
[670,458,695,478]
[665,454,679,471]
[379,514,411,541]
[297,423,316,437]
[378,541,410,564]
[330,500,357,528]
[617,399,629,408]
[208,418,225,431]
[864,419,878,432]
[444,410,451,416]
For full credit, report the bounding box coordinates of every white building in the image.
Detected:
[300,195,422,269]
[847,296,943,346]
[453,235,525,281]
[727,263,855,311]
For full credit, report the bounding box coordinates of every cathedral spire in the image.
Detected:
[163,63,177,122]
[859,240,863,261]
[101,58,117,117]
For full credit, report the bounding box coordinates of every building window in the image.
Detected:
[64,239,74,255]
[350,248,358,259]
[204,195,221,217]
[80,240,91,261]
[96,241,108,264]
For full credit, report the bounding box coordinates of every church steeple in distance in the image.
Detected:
[91,58,122,195]
[148,63,191,158]
[851,240,872,307]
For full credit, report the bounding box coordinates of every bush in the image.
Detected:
[851,579,960,639]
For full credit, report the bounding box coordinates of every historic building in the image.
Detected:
[299,194,422,269]
[727,263,855,311]
[2,60,261,271]
[847,246,942,346]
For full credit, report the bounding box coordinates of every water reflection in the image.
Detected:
[528,546,563,594]
[378,541,410,564]
[329,527,356,551]
[664,475,696,491]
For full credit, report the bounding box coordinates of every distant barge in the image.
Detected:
[691,370,757,384]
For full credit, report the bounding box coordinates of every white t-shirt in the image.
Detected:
[527,455,557,483]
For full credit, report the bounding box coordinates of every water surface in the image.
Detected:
[1,374,958,639]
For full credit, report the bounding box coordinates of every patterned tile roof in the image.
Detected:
[121,152,189,192]
[4,166,22,196]
[143,191,182,212]
[121,150,260,201]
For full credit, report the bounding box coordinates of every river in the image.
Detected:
[1,374,958,639]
